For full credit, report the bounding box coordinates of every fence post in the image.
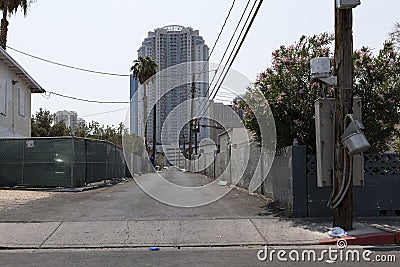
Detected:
[70,137,75,189]
[21,139,25,185]
[105,142,108,185]
[114,145,116,179]
[84,139,88,185]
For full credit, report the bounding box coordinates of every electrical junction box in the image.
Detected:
[315,98,364,187]
[336,0,361,9]
[310,57,331,79]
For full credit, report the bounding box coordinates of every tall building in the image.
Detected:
[55,110,78,131]
[129,75,139,135]
[130,25,210,149]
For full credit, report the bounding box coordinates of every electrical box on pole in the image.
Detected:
[315,97,364,187]
[310,57,331,79]
[336,0,360,9]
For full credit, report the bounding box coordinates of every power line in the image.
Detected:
[208,0,236,61]
[194,0,236,82]
[6,46,217,78]
[44,90,129,104]
[7,46,130,77]
[210,0,262,101]
[195,0,253,116]
[207,0,255,101]
[197,0,262,117]
[201,0,252,102]
[80,108,128,118]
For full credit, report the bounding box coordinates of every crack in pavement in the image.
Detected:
[249,219,267,244]
[39,222,63,249]
[123,221,130,244]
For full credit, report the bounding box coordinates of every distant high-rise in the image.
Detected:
[130,25,210,147]
[55,110,78,131]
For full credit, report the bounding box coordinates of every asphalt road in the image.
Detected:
[0,247,398,267]
[0,169,274,222]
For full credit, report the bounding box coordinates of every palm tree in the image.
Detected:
[0,0,30,50]
[130,56,158,164]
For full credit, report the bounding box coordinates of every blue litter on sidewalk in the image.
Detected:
[149,247,161,251]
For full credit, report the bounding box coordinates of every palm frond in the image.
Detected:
[0,0,30,16]
[130,56,158,84]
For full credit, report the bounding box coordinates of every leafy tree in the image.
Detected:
[0,0,30,49]
[84,120,127,147]
[389,22,400,50]
[75,123,90,138]
[239,33,400,153]
[31,108,53,137]
[87,120,103,139]
[130,56,158,154]
[353,42,400,152]
[237,33,334,152]
[49,121,71,137]
[123,133,144,156]
[31,109,127,147]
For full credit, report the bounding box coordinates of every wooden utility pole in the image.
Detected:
[143,86,148,150]
[333,7,354,230]
[188,74,195,161]
[152,102,157,166]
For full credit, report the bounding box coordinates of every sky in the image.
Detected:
[5,0,400,127]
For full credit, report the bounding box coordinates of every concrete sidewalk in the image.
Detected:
[1,170,399,249]
[1,217,399,249]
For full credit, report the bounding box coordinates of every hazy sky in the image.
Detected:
[5,0,399,126]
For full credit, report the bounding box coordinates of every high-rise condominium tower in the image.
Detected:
[130,25,210,150]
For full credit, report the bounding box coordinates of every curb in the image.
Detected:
[0,178,132,193]
[320,232,400,246]
[396,233,400,244]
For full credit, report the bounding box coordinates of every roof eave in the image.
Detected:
[0,46,45,94]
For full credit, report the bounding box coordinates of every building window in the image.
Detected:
[18,87,25,117]
[0,81,7,115]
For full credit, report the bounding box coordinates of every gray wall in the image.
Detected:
[195,143,400,217]
[306,153,400,217]
[195,143,306,216]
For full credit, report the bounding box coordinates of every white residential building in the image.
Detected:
[0,46,45,137]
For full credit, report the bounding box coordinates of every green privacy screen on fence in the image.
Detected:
[0,137,126,188]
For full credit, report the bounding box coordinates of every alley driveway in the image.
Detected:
[0,169,328,250]
[0,168,272,222]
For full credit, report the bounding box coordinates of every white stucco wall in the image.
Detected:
[0,60,32,138]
